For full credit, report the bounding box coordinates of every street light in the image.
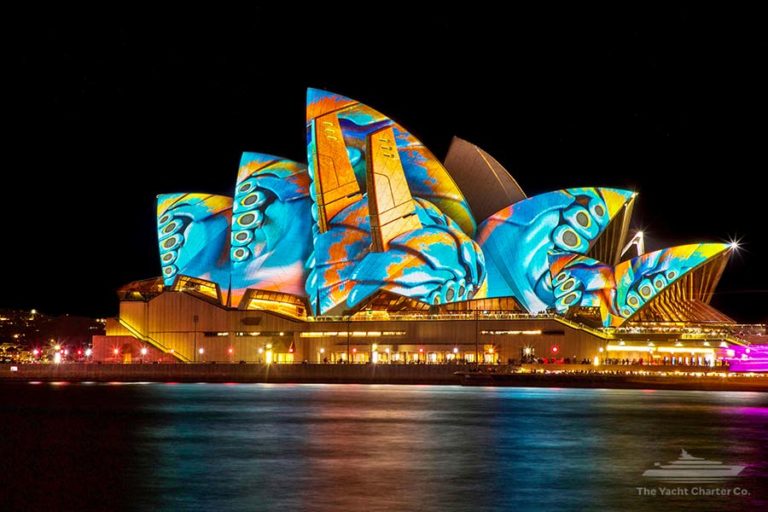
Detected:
[474,309,479,366]
[193,314,199,362]
[140,346,148,363]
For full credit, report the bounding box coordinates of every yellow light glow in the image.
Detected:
[265,349,273,364]
[657,347,714,355]
[593,356,600,366]
[481,330,542,335]
[606,344,655,352]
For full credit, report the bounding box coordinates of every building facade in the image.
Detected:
[96,89,761,367]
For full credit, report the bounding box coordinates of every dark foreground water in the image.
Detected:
[1,384,767,511]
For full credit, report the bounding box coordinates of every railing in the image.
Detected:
[117,318,190,362]
[309,312,560,322]
[551,316,612,339]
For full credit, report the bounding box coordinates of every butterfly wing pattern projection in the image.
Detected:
[306,88,476,237]
[153,88,734,325]
[475,187,635,313]
[229,152,313,308]
[549,243,730,327]
[156,193,233,299]
[305,100,486,316]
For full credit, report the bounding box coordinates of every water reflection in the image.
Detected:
[1,384,766,511]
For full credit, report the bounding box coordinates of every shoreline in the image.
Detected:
[2,363,767,391]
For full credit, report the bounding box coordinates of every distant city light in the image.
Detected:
[140,347,148,356]
[198,348,204,354]
[551,346,559,353]
[32,349,39,356]
[54,344,61,351]
[228,348,234,354]
[453,347,459,354]
[319,348,325,354]
[53,352,61,364]
[113,348,119,355]
[85,348,92,357]
[31,309,37,315]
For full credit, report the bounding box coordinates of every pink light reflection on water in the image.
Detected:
[728,406,768,417]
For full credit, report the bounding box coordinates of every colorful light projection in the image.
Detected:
[549,243,730,327]
[306,88,476,236]
[153,89,734,324]
[305,117,485,316]
[156,193,232,299]
[229,153,313,307]
[476,187,634,313]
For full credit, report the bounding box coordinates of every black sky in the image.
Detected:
[3,6,766,322]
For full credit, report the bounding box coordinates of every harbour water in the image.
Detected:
[1,383,766,511]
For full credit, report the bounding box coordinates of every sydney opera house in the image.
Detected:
[94,89,763,368]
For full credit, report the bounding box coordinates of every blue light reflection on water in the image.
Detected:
[1,384,766,511]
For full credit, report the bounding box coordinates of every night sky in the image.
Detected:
[4,6,766,323]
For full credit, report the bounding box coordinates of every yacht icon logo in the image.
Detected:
[643,449,745,484]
